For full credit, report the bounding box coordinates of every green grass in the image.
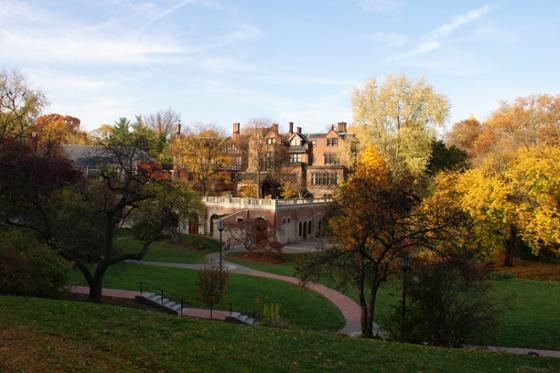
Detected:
[68,263,344,332]
[115,235,220,264]
[221,254,560,350]
[225,253,303,276]
[1,296,559,372]
[479,278,560,350]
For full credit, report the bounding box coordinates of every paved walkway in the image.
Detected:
[132,252,366,336]
[69,286,232,321]
[466,345,560,359]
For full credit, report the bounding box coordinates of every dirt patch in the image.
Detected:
[229,252,286,264]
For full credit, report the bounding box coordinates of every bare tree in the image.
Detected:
[142,108,181,139]
[244,118,286,198]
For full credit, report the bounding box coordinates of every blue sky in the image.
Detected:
[1,0,559,133]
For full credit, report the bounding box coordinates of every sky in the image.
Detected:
[1,0,559,133]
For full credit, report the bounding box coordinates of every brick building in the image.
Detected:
[225,121,355,198]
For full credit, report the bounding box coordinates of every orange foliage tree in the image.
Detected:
[297,146,461,337]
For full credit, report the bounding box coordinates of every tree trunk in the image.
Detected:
[256,171,261,199]
[365,283,380,338]
[88,265,108,302]
[355,265,369,337]
[88,276,104,302]
[503,225,517,267]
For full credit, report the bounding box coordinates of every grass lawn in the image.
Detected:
[1,296,559,372]
[68,263,344,332]
[225,253,303,276]
[115,234,220,264]
[222,254,560,350]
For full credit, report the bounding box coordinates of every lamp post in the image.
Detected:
[217,219,224,270]
[400,253,412,341]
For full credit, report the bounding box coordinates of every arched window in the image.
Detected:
[308,221,312,234]
[299,222,302,237]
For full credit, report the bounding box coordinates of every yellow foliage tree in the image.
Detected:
[453,146,560,265]
[351,74,449,177]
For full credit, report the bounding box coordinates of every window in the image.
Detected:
[324,153,339,165]
[311,172,338,186]
[308,221,312,234]
[266,138,276,145]
[264,152,274,169]
[327,138,338,146]
[291,138,301,146]
[290,153,302,164]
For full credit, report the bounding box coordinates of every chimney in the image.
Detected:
[233,122,240,134]
[272,123,279,133]
[337,121,347,133]
[288,122,294,134]
[176,121,181,135]
[296,126,302,134]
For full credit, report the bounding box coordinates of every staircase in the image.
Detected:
[225,312,256,326]
[135,292,256,326]
[135,292,183,315]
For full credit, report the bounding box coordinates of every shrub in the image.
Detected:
[0,229,70,297]
[196,265,229,318]
[384,257,501,347]
[256,299,285,328]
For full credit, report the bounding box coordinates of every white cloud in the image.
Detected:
[224,24,261,42]
[366,32,408,47]
[142,0,196,29]
[430,4,493,39]
[360,0,402,12]
[387,4,495,62]
[0,29,187,65]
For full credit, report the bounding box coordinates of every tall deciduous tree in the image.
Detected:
[351,74,449,177]
[34,113,89,149]
[297,146,457,337]
[244,118,286,198]
[448,94,560,164]
[0,70,46,143]
[454,146,560,266]
[1,135,201,301]
[171,123,230,196]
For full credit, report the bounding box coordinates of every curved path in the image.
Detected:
[128,252,368,336]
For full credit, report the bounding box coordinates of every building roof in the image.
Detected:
[62,144,154,168]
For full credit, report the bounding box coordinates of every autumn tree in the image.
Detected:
[448,94,560,164]
[454,146,560,266]
[351,74,449,177]
[0,70,46,143]
[297,146,457,337]
[34,113,89,150]
[171,123,230,196]
[446,116,482,158]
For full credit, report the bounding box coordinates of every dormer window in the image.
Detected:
[266,138,276,145]
[327,138,338,146]
[291,137,301,146]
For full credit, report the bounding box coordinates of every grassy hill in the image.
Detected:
[1,295,559,372]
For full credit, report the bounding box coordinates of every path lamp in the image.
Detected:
[217,219,225,270]
[400,253,412,341]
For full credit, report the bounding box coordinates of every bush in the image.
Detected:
[0,229,70,297]
[490,271,514,281]
[196,265,229,318]
[384,257,501,347]
[255,298,286,328]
